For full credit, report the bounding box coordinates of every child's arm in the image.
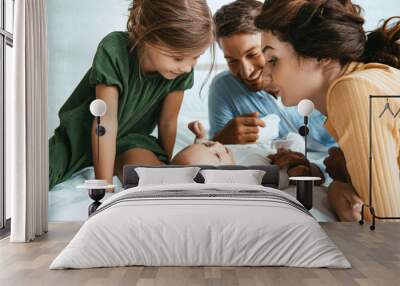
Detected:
[91,84,119,191]
[158,90,184,160]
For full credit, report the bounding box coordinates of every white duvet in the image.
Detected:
[50,183,350,269]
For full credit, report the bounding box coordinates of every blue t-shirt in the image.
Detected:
[208,71,337,179]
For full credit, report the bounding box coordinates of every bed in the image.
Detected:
[48,63,348,268]
[49,166,348,269]
[48,166,336,223]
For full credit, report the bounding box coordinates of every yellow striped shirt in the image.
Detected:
[325,62,400,218]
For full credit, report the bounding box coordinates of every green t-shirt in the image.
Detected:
[49,31,194,189]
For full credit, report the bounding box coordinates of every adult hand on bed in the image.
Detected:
[268,148,324,185]
[212,112,266,144]
[323,147,351,183]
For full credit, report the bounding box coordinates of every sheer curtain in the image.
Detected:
[8,0,48,242]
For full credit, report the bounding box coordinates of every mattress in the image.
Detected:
[48,167,336,222]
[49,167,337,222]
[50,183,349,269]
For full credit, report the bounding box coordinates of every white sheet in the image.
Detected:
[50,183,349,269]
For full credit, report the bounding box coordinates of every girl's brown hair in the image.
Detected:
[254,0,400,68]
[127,0,215,94]
[127,0,214,55]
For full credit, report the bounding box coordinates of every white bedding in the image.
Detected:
[50,183,350,269]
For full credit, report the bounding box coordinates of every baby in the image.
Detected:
[171,121,292,188]
[172,139,237,165]
[171,118,311,164]
[170,121,317,189]
[171,121,275,166]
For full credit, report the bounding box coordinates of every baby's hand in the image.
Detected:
[188,120,207,140]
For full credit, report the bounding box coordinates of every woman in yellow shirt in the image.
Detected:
[254,0,400,221]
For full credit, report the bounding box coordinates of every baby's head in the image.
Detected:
[171,141,235,165]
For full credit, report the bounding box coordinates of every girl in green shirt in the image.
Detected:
[49,0,214,190]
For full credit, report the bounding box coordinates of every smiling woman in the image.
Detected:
[255,0,400,220]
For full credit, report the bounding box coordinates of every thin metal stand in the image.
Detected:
[359,95,400,230]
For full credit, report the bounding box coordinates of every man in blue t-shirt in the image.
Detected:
[204,0,337,181]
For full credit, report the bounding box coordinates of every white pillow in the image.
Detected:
[200,169,266,185]
[136,167,200,186]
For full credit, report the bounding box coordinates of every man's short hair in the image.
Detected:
[214,0,263,39]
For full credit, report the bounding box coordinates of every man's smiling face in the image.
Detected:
[219,32,268,91]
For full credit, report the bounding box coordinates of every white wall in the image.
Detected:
[354,0,400,30]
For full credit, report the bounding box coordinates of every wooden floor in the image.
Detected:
[0,222,399,286]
